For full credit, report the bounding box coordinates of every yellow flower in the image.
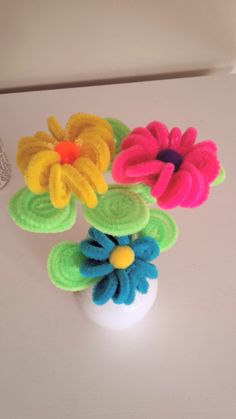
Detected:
[16,113,115,209]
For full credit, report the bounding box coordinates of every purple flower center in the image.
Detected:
[157,148,183,171]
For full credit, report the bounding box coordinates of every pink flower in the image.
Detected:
[112,121,220,209]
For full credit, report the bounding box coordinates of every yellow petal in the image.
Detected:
[47,116,65,141]
[34,131,56,146]
[65,113,113,141]
[17,136,52,174]
[25,150,60,194]
[78,133,110,172]
[49,163,71,208]
[84,125,115,156]
[73,157,108,195]
[62,164,98,208]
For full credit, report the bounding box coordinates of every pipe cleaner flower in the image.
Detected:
[79,228,160,305]
[16,113,115,209]
[112,121,221,209]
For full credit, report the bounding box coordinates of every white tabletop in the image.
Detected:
[0,76,235,419]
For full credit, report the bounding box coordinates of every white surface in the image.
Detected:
[0,75,236,419]
[76,281,158,330]
[1,0,236,89]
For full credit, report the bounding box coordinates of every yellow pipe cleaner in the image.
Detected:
[16,113,115,209]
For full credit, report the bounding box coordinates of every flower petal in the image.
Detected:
[179,162,205,208]
[93,272,118,305]
[191,177,210,208]
[47,116,65,141]
[147,121,169,149]
[80,239,112,261]
[112,270,130,304]
[131,237,160,261]
[179,127,197,155]
[116,236,131,246]
[80,259,114,278]
[62,164,98,208]
[112,144,151,184]
[137,276,149,294]
[193,140,218,154]
[185,148,220,182]
[168,127,182,150]
[17,136,53,174]
[89,227,116,251]
[78,133,110,172]
[151,163,175,198]
[125,267,138,305]
[126,160,164,177]
[25,150,60,194]
[65,113,113,146]
[73,157,108,195]
[134,258,158,279]
[158,171,192,209]
[49,163,72,209]
[122,128,159,158]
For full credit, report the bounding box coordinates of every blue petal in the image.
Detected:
[116,236,130,246]
[93,272,118,305]
[137,277,149,294]
[131,237,160,261]
[80,259,114,278]
[89,228,115,252]
[134,258,158,279]
[124,268,137,305]
[112,269,130,304]
[80,239,111,261]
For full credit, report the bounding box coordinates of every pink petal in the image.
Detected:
[193,140,218,154]
[179,127,197,155]
[185,148,220,182]
[122,129,158,159]
[191,177,210,208]
[158,171,192,209]
[151,163,175,199]
[168,127,182,150]
[126,160,164,177]
[112,144,151,184]
[146,121,169,149]
[180,162,206,208]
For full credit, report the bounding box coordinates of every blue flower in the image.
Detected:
[80,227,160,305]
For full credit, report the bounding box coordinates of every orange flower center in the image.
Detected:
[54,141,80,164]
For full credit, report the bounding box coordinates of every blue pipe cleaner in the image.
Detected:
[80,227,160,305]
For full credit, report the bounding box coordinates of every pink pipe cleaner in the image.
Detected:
[112,122,220,209]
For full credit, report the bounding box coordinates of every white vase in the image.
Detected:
[75,280,158,330]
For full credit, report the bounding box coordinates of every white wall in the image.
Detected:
[1,0,236,89]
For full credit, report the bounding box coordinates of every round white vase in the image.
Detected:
[75,280,158,330]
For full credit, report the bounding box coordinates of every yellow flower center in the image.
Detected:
[109,245,135,269]
[54,141,80,164]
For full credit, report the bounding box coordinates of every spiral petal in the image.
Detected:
[131,237,160,261]
[93,272,118,305]
[179,127,197,155]
[185,148,220,183]
[147,121,169,149]
[49,163,71,209]
[180,162,206,208]
[62,164,98,208]
[47,116,65,141]
[122,128,159,158]
[73,157,108,194]
[25,150,60,194]
[112,270,130,304]
[158,171,192,209]
[151,163,175,199]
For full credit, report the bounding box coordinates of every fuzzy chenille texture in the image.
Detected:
[16,113,115,209]
[112,121,221,209]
